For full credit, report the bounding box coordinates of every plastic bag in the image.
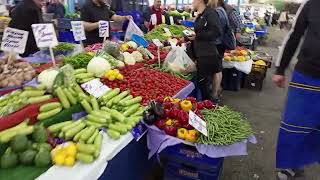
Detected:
[124,19,144,41]
[163,46,196,74]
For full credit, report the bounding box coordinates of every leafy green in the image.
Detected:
[53,42,75,53]
[63,53,93,69]
[145,24,187,41]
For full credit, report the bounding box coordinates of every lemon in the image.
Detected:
[108,75,116,81]
[116,74,124,80]
[65,144,77,157]
[64,156,75,167]
[54,153,66,165]
[113,69,120,74]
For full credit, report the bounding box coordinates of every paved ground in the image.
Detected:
[221,27,320,180]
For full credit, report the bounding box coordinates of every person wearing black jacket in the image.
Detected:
[9,0,43,57]
[188,0,222,101]
[273,0,320,179]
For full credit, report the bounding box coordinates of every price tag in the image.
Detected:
[1,27,28,54]
[163,27,172,36]
[182,16,186,21]
[71,21,86,41]
[81,79,111,98]
[99,21,109,38]
[169,16,174,25]
[168,39,177,48]
[152,39,163,47]
[189,111,208,136]
[32,23,58,48]
[145,48,155,59]
[151,14,157,25]
[183,30,195,36]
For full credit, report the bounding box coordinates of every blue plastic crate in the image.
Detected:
[160,144,223,180]
[255,28,268,37]
[181,20,194,28]
[244,22,256,29]
[58,31,77,43]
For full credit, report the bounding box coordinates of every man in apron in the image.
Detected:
[142,0,165,31]
[273,0,320,179]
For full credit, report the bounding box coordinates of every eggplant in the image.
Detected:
[143,110,158,125]
[150,101,165,118]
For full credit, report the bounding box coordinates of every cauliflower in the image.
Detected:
[127,41,138,49]
[131,51,144,62]
[123,52,136,65]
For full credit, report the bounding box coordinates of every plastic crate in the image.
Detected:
[244,71,265,91]
[160,144,223,180]
[181,20,194,28]
[58,30,77,43]
[222,68,243,91]
[244,22,256,29]
[57,18,72,30]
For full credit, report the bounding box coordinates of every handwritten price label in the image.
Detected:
[1,27,28,54]
[81,79,110,98]
[71,21,86,41]
[99,21,109,38]
[189,111,208,136]
[32,23,58,48]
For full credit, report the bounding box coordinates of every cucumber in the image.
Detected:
[85,121,105,128]
[86,114,107,124]
[112,91,129,104]
[91,111,111,120]
[78,93,91,102]
[131,107,145,116]
[63,88,77,105]
[123,97,142,106]
[93,133,102,158]
[48,120,72,133]
[73,127,88,142]
[75,72,94,79]
[27,95,52,104]
[0,126,34,143]
[87,129,99,144]
[76,153,94,163]
[74,84,85,94]
[107,129,120,140]
[90,98,99,111]
[106,95,117,108]
[58,131,64,138]
[126,116,142,124]
[21,90,46,97]
[56,87,70,109]
[118,95,133,105]
[108,124,127,134]
[40,102,62,112]
[36,84,47,90]
[37,107,62,120]
[80,126,95,141]
[81,99,93,113]
[74,68,87,75]
[110,110,125,122]
[65,122,86,140]
[102,88,120,101]
[115,122,131,131]
[61,120,82,132]
[76,143,96,154]
[123,104,140,117]
[101,107,112,113]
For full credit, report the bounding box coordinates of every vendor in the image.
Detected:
[47,0,65,19]
[9,0,44,57]
[143,0,165,31]
[80,0,132,46]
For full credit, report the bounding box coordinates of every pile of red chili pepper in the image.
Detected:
[145,97,215,143]
[102,64,189,105]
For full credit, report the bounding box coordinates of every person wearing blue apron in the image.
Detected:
[273,0,320,179]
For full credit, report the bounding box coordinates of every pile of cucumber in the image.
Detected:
[74,68,95,84]
[48,120,103,164]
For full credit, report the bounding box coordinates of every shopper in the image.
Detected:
[9,0,44,57]
[80,0,132,46]
[218,0,242,40]
[47,0,65,19]
[187,0,222,101]
[278,10,288,30]
[208,0,231,103]
[142,0,164,31]
[273,0,320,179]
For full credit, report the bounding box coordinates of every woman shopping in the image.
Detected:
[187,0,222,101]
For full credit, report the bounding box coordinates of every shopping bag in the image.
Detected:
[164,46,196,74]
[124,19,144,41]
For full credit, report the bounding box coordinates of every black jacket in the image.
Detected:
[276,0,320,78]
[192,7,222,57]
[9,0,43,57]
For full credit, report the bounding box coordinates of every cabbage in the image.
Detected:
[87,57,111,77]
[131,51,144,62]
[123,52,136,65]
[37,69,59,91]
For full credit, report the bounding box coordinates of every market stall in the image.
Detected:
[0,17,256,180]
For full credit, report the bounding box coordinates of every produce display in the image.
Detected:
[63,53,94,69]
[0,58,36,88]
[145,24,187,41]
[102,64,189,105]
[224,47,251,62]
[53,43,75,55]
[167,10,191,18]
[197,106,253,146]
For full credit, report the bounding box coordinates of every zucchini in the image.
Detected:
[39,102,62,112]
[123,104,140,117]
[112,91,129,104]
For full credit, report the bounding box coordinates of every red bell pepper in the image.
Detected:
[164,125,177,136]
[203,100,214,109]
[183,123,194,130]
[178,110,189,125]
[155,119,166,130]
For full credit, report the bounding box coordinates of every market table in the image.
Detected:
[34,82,195,180]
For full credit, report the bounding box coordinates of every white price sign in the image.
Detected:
[169,16,174,25]
[32,23,58,48]
[81,79,110,98]
[71,21,86,41]
[1,27,28,54]
[163,27,172,36]
[189,111,208,136]
[152,39,163,47]
[99,21,109,38]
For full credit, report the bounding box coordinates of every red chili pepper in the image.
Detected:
[196,102,205,110]
[203,100,214,109]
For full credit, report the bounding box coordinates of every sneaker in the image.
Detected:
[277,169,305,180]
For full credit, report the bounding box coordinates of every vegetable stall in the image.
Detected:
[0,22,256,180]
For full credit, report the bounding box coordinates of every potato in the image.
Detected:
[24,73,33,81]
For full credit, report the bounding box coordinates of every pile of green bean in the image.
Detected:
[197,106,254,146]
